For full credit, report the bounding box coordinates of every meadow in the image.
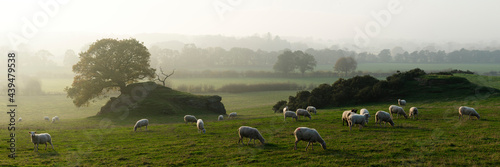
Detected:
[1,64,499,166]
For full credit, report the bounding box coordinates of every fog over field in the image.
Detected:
[2,0,500,59]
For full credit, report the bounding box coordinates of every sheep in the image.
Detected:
[389,105,408,119]
[44,116,49,121]
[296,109,311,120]
[459,106,480,120]
[306,106,317,114]
[360,108,370,123]
[218,115,224,121]
[398,99,406,107]
[197,119,206,134]
[293,127,326,151]
[51,117,57,123]
[134,119,149,131]
[29,131,54,152]
[409,107,418,120]
[54,116,59,121]
[228,112,237,119]
[283,106,289,113]
[375,111,395,127]
[284,111,298,122]
[342,109,357,126]
[184,115,197,124]
[18,117,22,122]
[238,126,265,145]
[348,114,368,131]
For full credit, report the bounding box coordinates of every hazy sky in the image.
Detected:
[2,0,500,49]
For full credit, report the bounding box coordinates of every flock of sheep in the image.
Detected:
[29,99,481,152]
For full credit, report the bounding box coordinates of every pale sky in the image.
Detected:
[2,0,500,50]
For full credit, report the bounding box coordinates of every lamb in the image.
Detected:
[184,115,197,124]
[348,114,367,131]
[389,105,408,119]
[293,127,326,151]
[238,126,265,145]
[51,117,57,123]
[306,106,317,114]
[398,99,406,107]
[283,106,289,113]
[44,116,49,121]
[134,119,149,131]
[284,111,298,122]
[459,106,480,120]
[18,117,22,122]
[342,109,357,126]
[29,131,54,152]
[360,108,370,123]
[218,115,224,121]
[375,111,395,127]
[228,112,237,119]
[409,107,418,120]
[197,119,206,134]
[296,109,311,120]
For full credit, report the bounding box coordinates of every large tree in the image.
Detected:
[334,56,357,76]
[294,50,317,76]
[273,50,296,74]
[65,38,156,107]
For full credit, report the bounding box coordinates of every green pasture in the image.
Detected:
[1,93,499,166]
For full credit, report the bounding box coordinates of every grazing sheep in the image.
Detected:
[398,99,406,107]
[29,131,54,152]
[238,126,265,145]
[375,111,395,127]
[284,111,298,122]
[360,108,370,123]
[197,119,206,134]
[283,106,289,113]
[184,115,197,124]
[389,105,408,119]
[342,109,357,126]
[54,116,59,121]
[459,106,480,120]
[51,117,57,123]
[18,117,22,122]
[306,106,317,114]
[296,109,311,120]
[228,112,237,119]
[134,119,149,131]
[294,127,326,151]
[44,116,49,121]
[348,114,367,131]
[218,115,224,121]
[409,107,418,120]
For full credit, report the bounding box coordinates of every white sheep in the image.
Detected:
[293,127,326,151]
[238,126,265,145]
[409,107,418,120]
[459,106,480,120]
[228,112,237,119]
[18,117,22,122]
[51,117,57,123]
[218,115,224,121]
[375,111,395,127]
[197,119,205,134]
[44,116,49,121]
[283,106,289,113]
[360,108,370,123]
[184,115,197,124]
[342,109,357,126]
[54,116,59,121]
[284,111,298,122]
[348,114,367,131]
[29,131,54,152]
[398,99,406,107]
[134,119,149,131]
[389,105,408,119]
[306,106,317,114]
[296,109,311,120]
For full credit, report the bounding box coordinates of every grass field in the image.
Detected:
[1,93,499,166]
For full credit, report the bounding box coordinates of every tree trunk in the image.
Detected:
[118,82,127,94]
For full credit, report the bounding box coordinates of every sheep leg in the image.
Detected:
[238,137,242,144]
[45,143,48,150]
[49,141,54,150]
[34,144,37,152]
[248,139,252,145]
[145,126,148,131]
[294,141,298,150]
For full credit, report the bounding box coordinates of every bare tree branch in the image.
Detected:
[155,67,175,86]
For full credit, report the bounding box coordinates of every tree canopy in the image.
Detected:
[65,38,156,107]
[334,56,357,76]
[273,50,316,75]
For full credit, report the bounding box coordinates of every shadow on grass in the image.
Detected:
[37,151,60,158]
